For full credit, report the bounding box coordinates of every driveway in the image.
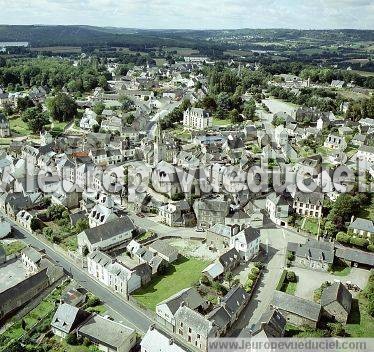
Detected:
[231,227,305,336]
[292,266,371,301]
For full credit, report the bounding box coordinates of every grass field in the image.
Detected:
[213,118,231,127]
[302,218,319,236]
[281,281,297,295]
[2,240,27,255]
[9,116,33,135]
[346,295,374,337]
[330,265,351,277]
[133,257,210,310]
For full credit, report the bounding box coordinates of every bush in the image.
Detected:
[336,232,350,244]
[66,333,78,346]
[251,267,260,275]
[86,295,101,308]
[286,271,297,283]
[350,237,369,248]
[253,262,264,269]
[367,244,374,253]
[200,275,211,286]
[248,273,258,281]
[287,251,295,261]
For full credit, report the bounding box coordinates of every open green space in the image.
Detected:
[133,257,210,310]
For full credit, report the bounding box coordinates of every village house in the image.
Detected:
[88,203,118,228]
[202,248,240,281]
[324,134,347,150]
[183,107,212,130]
[321,282,352,323]
[87,250,141,296]
[141,325,188,352]
[80,109,98,130]
[77,314,137,352]
[206,223,235,250]
[193,195,231,229]
[348,217,374,239]
[271,291,322,328]
[77,216,135,254]
[51,303,91,338]
[266,192,290,227]
[149,240,179,263]
[249,308,286,338]
[292,191,324,218]
[156,287,207,332]
[230,227,261,261]
[0,113,10,137]
[175,305,218,351]
[287,239,334,271]
[357,145,374,165]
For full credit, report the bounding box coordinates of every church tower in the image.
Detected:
[153,121,163,167]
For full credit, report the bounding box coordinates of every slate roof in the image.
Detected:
[158,287,205,315]
[208,223,232,239]
[292,239,334,264]
[349,218,374,233]
[335,247,374,266]
[21,246,43,264]
[80,216,135,245]
[321,282,352,314]
[234,227,261,245]
[51,303,90,334]
[149,240,178,259]
[206,306,231,330]
[294,191,324,205]
[78,314,135,349]
[220,286,249,317]
[202,262,224,279]
[251,308,286,338]
[218,248,240,268]
[271,291,321,322]
[175,306,215,336]
[141,326,187,352]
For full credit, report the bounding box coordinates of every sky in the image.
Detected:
[0,0,373,30]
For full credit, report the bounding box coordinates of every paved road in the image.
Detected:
[7,218,153,333]
[230,226,305,336]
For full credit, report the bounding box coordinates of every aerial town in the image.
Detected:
[0,22,373,352]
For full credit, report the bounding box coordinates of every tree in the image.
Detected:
[65,333,78,346]
[48,92,77,122]
[17,96,34,112]
[286,270,297,283]
[21,107,49,133]
[229,108,243,123]
[243,98,256,119]
[93,102,105,115]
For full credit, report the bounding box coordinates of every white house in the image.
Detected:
[141,325,188,352]
[88,204,118,228]
[183,108,212,130]
[230,227,261,261]
[16,210,34,231]
[324,134,347,150]
[266,193,290,227]
[87,250,141,296]
[80,109,99,130]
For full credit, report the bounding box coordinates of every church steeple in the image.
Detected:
[153,121,162,166]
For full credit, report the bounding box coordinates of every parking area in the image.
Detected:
[292,266,371,301]
[167,238,219,261]
[0,258,29,292]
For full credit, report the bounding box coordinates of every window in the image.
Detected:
[180,322,183,327]
[188,327,192,333]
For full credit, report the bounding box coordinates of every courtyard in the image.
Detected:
[132,256,210,311]
[292,266,371,301]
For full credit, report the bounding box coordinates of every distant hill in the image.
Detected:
[0,25,204,49]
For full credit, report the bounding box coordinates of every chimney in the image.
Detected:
[169,338,174,345]
[150,324,155,331]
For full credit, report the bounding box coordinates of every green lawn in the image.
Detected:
[2,240,27,255]
[9,116,33,136]
[133,257,210,310]
[61,235,78,251]
[213,118,231,127]
[302,218,319,236]
[285,282,297,295]
[346,296,374,337]
[0,283,66,351]
[330,265,352,277]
